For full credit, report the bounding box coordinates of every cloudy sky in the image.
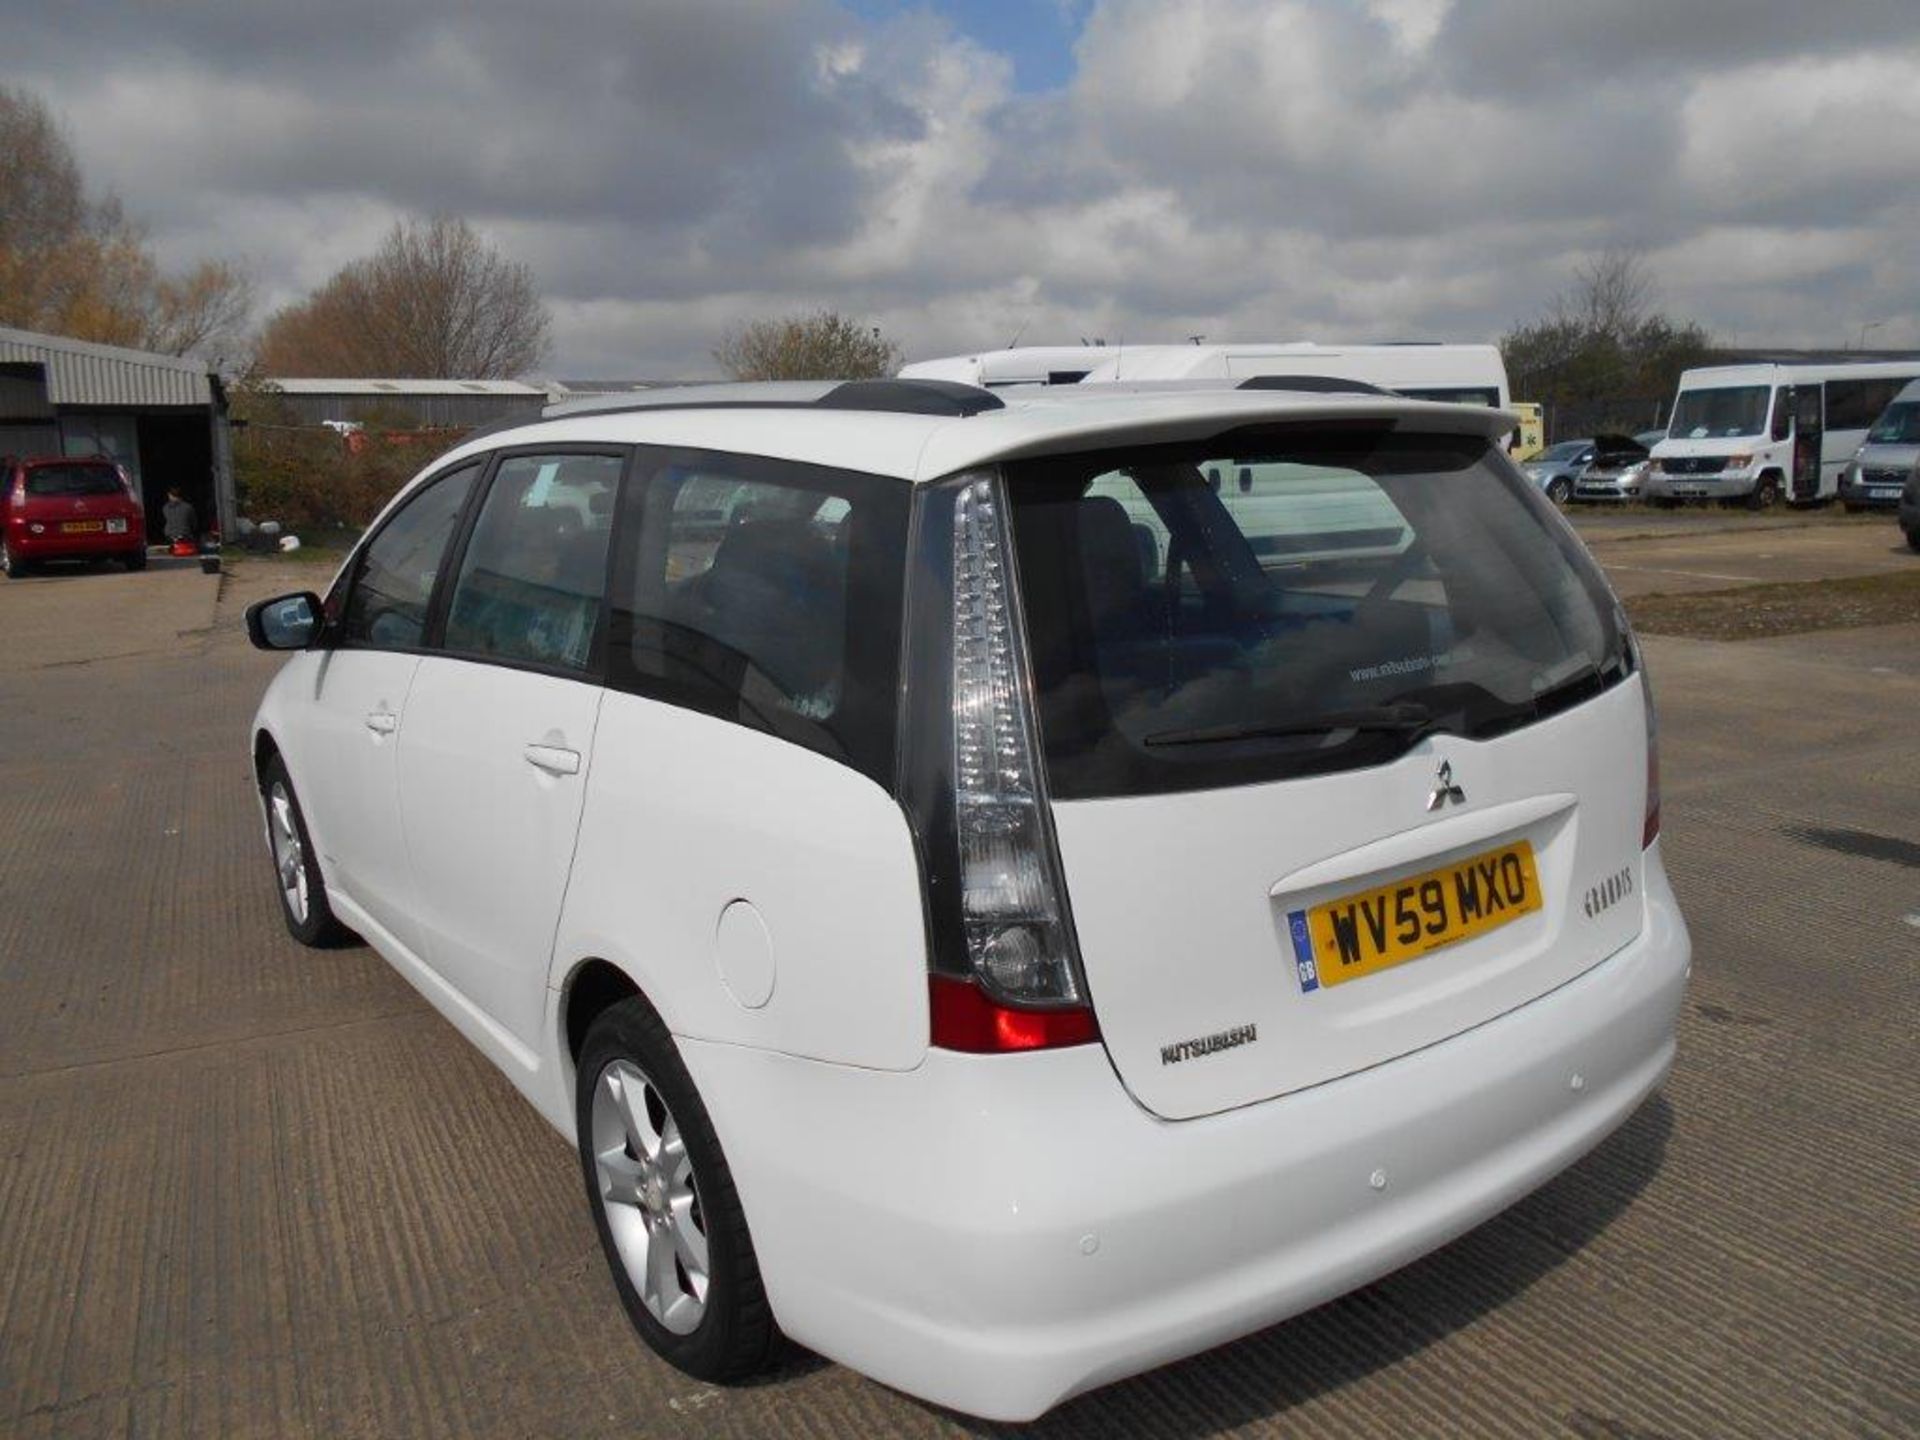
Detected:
[7,0,1918,376]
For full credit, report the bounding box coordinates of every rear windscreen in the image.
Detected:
[1005,429,1630,799]
[25,464,123,497]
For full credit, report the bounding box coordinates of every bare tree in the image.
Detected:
[0,86,255,359]
[142,259,257,361]
[257,216,550,379]
[1569,245,1657,347]
[714,310,901,381]
[0,86,87,253]
[1501,245,1712,437]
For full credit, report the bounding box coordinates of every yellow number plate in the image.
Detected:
[61,520,106,533]
[1286,840,1541,993]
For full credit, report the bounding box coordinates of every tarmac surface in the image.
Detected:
[1,524,1916,1439]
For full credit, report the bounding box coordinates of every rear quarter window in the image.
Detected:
[605,448,910,787]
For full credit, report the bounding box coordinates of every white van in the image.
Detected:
[245,378,1687,1422]
[1647,359,1920,507]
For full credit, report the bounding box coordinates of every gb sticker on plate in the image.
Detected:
[1287,908,1320,993]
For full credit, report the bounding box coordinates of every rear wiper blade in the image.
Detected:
[1144,702,1436,748]
[1529,659,1619,716]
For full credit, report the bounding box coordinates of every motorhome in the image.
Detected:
[1647,359,1920,508]
[897,346,1132,389]
[1076,342,1511,410]
[902,342,1511,411]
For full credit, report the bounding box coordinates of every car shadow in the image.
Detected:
[937,1093,1674,1437]
[10,551,206,579]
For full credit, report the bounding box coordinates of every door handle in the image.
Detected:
[364,709,398,735]
[523,743,581,777]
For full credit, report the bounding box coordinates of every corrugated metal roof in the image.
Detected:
[0,326,213,407]
[264,377,549,397]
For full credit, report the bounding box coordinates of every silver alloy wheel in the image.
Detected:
[592,1058,710,1335]
[268,781,309,924]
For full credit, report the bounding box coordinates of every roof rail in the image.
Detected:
[536,377,1004,423]
[1235,375,1394,396]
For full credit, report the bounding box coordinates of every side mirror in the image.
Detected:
[245,591,323,651]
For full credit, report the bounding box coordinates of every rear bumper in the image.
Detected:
[8,526,146,559]
[680,843,1691,1421]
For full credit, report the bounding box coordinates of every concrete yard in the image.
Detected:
[1,525,1916,1439]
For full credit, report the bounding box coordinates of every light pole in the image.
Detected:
[1857,321,1884,350]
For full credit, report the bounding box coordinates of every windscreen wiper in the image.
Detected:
[1144,702,1437,748]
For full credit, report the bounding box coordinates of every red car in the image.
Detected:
[2,455,149,578]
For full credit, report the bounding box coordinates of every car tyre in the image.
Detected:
[261,755,352,946]
[1546,476,1572,504]
[1,540,31,579]
[125,548,148,571]
[576,995,776,1385]
[1748,474,1781,512]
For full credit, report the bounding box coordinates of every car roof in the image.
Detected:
[426,379,1515,486]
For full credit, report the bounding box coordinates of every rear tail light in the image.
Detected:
[950,476,1081,1005]
[1639,651,1660,849]
[900,470,1099,1053]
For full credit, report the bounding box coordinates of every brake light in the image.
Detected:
[929,976,1099,1052]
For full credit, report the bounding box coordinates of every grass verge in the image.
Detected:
[1626,567,1920,641]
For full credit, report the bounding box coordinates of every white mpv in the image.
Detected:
[246,378,1689,1421]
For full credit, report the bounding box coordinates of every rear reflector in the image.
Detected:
[929,975,1099,1053]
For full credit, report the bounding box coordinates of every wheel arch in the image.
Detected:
[252,727,282,791]
[557,955,647,1094]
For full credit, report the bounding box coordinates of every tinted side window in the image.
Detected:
[340,463,480,649]
[1825,377,1915,432]
[443,452,623,673]
[608,449,910,785]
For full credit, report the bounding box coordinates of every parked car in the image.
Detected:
[1571,433,1655,504]
[1520,438,1595,502]
[2,455,148,577]
[1840,378,1920,513]
[245,379,1689,1422]
[1634,429,1667,451]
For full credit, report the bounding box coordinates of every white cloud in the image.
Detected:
[4,0,1917,372]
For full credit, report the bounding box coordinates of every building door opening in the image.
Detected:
[135,412,215,539]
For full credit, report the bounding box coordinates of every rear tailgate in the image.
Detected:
[1005,426,1647,1120]
[1053,680,1646,1119]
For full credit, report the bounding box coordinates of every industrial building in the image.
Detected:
[0,326,234,538]
[261,378,550,429]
